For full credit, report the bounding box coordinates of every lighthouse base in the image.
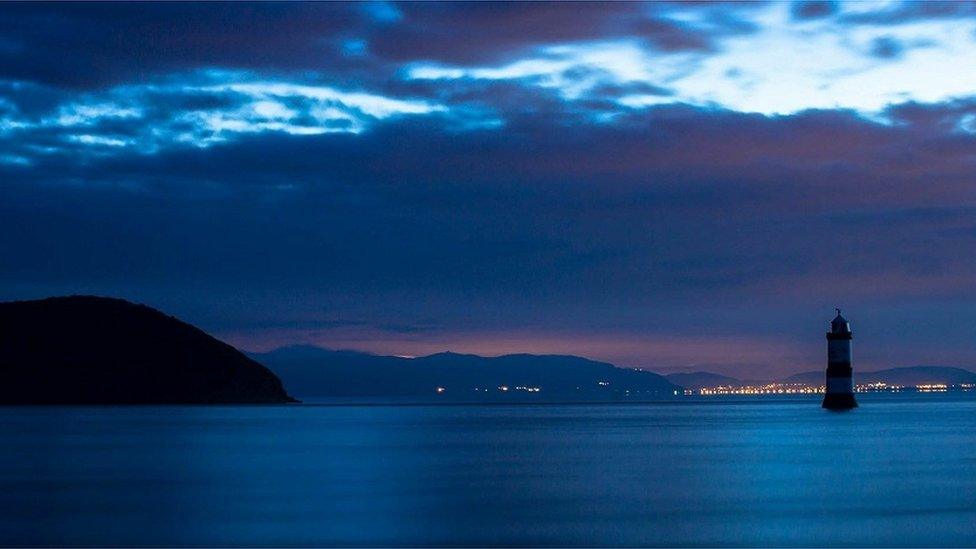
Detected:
[822,392,858,410]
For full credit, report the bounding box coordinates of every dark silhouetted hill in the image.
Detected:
[665,371,741,390]
[0,296,295,404]
[783,366,976,386]
[252,346,681,401]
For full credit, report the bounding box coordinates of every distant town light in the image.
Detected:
[684,380,968,396]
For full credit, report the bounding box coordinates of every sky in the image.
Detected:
[2,1,976,379]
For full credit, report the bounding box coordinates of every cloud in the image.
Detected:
[3,2,976,120]
[368,2,749,64]
[5,101,976,291]
[403,4,976,116]
[869,36,905,59]
[0,3,367,88]
[0,71,448,158]
[837,1,976,25]
[791,1,838,20]
[0,2,746,91]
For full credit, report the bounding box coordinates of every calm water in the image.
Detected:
[2,396,975,547]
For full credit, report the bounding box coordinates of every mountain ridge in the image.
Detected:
[251,345,680,400]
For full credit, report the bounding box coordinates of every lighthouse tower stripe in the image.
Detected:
[828,340,851,364]
[827,376,853,394]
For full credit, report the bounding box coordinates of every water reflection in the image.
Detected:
[1,398,975,546]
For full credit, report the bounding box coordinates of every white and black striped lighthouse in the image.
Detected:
[823,309,857,410]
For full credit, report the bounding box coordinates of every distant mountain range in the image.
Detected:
[251,346,680,400]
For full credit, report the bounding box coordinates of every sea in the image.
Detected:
[2,394,975,547]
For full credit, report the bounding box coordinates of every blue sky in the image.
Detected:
[3,1,976,378]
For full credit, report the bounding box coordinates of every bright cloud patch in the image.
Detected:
[407,3,976,116]
[0,72,444,161]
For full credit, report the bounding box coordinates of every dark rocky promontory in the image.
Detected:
[0,296,296,404]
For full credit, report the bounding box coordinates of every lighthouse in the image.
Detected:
[823,309,857,410]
